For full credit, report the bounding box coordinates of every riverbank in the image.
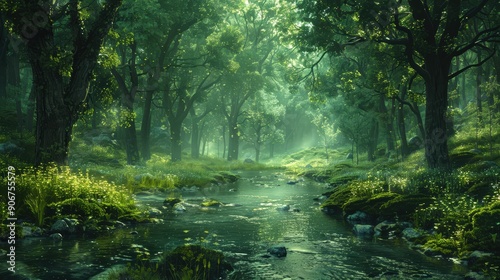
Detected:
[276,145,500,279]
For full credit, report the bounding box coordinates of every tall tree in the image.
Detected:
[3,0,122,165]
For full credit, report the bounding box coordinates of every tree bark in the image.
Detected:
[227,118,239,161]
[141,89,153,161]
[170,120,182,162]
[423,56,451,169]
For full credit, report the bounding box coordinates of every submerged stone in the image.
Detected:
[267,245,287,257]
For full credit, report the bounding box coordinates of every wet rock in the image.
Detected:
[374,221,397,238]
[51,218,78,233]
[50,233,63,240]
[173,203,187,212]
[267,245,287,257]
[148,207,162,217]
[201,199,223,207]
[347,211,371,225]
[22,226,43,237]
[402,228,421,240]
[244,158,254,163]
[287,180,298,185]
[130,231,138,235]
[163,197,182,207]
[276,205,290,211]
[353,224,374,237]
[313,195,327,201]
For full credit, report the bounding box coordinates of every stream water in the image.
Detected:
[2,170,468,279]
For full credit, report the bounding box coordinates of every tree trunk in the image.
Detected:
[170,121,182,162]
[367,118,378,162]
[0,13,7,101]
[396,93,409,158]
[476,50,483,125]
[423,57,451,169]
[191,118,200,158]
[25,83,36,133]
[227,119,239,161]
[141,89,153,161]
[222,124,226,159]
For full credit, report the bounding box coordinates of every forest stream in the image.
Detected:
[2,171,469,279]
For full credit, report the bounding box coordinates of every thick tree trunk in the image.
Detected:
[25,83,36,133]
[227,119,239,161]
[141,89,153,161]
[423,57,451,169]
[476,51,483,124]
[396,96,409,158]
[170,121,182,162]
[367,118,378,162]
[191,119,200,158]
[123,118,140,165]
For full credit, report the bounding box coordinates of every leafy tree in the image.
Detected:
[2,0,123,165]
[295,0,500,169]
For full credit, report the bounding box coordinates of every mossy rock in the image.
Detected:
[423,238,459,257]
[343,192,401,217]
[379,194,433,219]
[201,199,222,207]
[211,172,240,184]
[118,212,149,223]
[164,197,182,207]
[321,185,355,214]
[160,245,232,280]
[467,182,495,200]
[449,152,481,168]
[100,202,135,219]
[47,198,105,220]
[464,205,500,253]
[327,175,359,187]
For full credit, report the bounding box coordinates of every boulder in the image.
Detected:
[164,198,182,207]
[374,221,398,238]
[173,203,186,212]
[51,218,78,233]
[402,228,421,240]
[347,211,372,225]
[276,205,290,211]
[22,226,43,237]
[148,207,163,217]
[267,245,287,257]
[50,233,63,240]
[244,158,254,163]
[286,180,298,185]
[353,224,374,237]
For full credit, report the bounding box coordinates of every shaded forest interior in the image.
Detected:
[1,0,500,279]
